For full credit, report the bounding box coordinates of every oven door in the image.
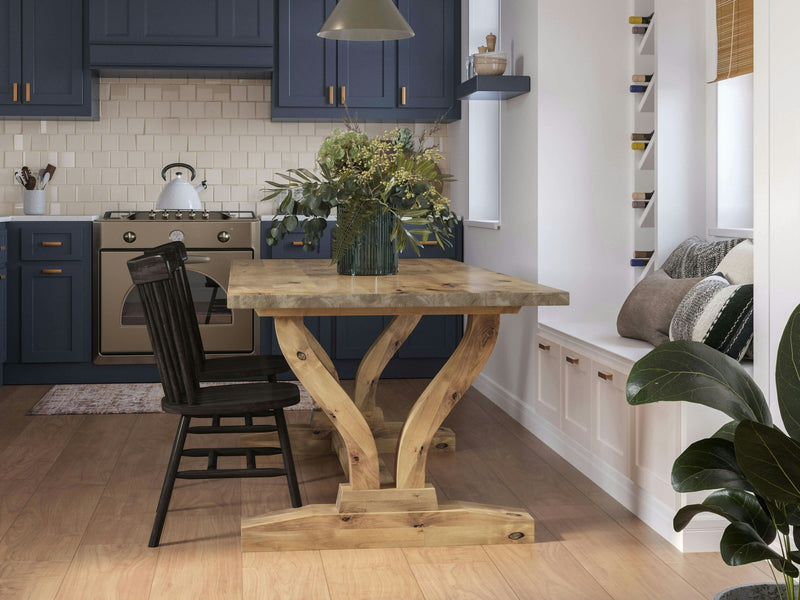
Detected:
[97,249,254,360]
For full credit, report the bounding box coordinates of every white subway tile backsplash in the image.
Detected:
[0,77,449,215]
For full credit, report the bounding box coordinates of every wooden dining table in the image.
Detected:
[228,258,569,551]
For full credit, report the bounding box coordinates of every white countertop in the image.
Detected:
[0,215,99,222]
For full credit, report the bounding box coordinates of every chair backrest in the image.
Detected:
[143,241,206,369]
[127,252,201,405]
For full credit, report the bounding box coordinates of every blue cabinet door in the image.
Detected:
[20,262,90,363]
[276,0,336,108]
[90,0,274,46]
[0,0,21,108]
[397,0,457,110]
[337,39,395,109]
[22,0,86,108]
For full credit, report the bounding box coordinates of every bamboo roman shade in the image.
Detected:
[714,0,753,82]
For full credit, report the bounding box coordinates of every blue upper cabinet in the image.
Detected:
[0,0,95,118]
[274,0,395,116]
[275,0,336,108]
[273,0,459,121]
[397,0,457,113]
[89,0,275,70]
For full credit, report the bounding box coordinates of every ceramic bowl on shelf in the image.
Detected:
[473,51,507,76]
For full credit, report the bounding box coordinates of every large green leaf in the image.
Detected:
[627,341,771,426]
[673,490,775,542]
[735,420,800,504]
[671,438,754,493]
[720,522,797,575]
[777,303,800,442]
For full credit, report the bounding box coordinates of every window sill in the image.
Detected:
[465,219,501,230]
[708,227,753,239]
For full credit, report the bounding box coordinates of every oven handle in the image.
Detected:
[185,256,212,264]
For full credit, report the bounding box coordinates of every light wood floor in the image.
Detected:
[0,379,770,600]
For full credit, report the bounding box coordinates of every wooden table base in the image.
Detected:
[242,312,537,551]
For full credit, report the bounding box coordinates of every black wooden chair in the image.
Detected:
[127,252,302,547]
[143,241,289,382]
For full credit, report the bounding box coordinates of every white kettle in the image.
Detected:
[156,163,207,210]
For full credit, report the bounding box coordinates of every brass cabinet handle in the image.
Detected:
[420,241,438,246]
[41,241,63,247]
[291,241,304,246]
[41,269,62,274]
[0,246,5,251]
[0,274,5,280]
[597,371,613,381]
[538,343,551,351]
[401,86,407,105]
[328,85,334,105]
[12,82,17,102]
[340,85,345,104]
[25,82,30,102]
[565,356,579,365]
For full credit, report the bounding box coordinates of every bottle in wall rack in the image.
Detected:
[632,200,650,209]
[631,141,649,151]
[630,84,648,93]
[631,131,654,141]
[632,25,648,34]
[630,257,651,267]
[629,13,653,24]
[632,191,654,200]
[632,74,653,83]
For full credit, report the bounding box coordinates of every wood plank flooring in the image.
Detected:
[0,380,770,599]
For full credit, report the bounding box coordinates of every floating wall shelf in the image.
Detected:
[456,75,531,101]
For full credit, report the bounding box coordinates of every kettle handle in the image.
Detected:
[161,163,196,182]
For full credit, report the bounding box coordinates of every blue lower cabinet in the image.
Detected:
[398,315,460,359]
[20,262,90,363]
[333,316,386,360]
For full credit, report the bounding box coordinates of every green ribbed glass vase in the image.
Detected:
[335,210,398,276]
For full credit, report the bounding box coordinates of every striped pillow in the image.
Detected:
[669,273,753,361]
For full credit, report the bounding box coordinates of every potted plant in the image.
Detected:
[626,304,800,600]
[262,123,458,275]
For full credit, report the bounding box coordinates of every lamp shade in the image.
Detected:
[318,0,415,41]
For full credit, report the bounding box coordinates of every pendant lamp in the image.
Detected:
[317,0,415,41]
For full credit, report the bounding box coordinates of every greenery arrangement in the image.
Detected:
[626,305,800,600]
[262,122,458,264]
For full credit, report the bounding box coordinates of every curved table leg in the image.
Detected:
[274,316,380,490]
[354,314,421,420]
[395,313,500,489]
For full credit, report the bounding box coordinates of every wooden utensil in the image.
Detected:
[21,166,36,190]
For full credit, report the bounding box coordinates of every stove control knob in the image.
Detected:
[162,211,170,219]
[217,231,231,243]
[175,211,183,219]
[123,231,137,244]
[188,211,197,219]
[148,210,156,220]
[202,211,210,220]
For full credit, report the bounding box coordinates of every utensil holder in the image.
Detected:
[23,189,46,215]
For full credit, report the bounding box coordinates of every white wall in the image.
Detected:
[536,0,633,326]
[754,0,800,410]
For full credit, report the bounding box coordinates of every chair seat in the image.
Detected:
[200,354,290,381]
[161,382,300,416]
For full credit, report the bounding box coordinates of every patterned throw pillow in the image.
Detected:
[661,236,744,279]
[669,273,753,361]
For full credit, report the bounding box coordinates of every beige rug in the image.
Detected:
[28,381,317,415]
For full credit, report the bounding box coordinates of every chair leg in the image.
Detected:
[149,415,190,548]
[274,408,302,508]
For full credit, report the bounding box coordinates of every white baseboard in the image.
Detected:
[472,372,724,553]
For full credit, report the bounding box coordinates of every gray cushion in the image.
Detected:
[669,273,754,361]
[661,236,744,279]
[617,269,703,346]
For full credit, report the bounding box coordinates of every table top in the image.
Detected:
[228,258,569,316]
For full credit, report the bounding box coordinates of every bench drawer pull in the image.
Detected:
[597,371,613,381]
[565,356,579,365]
[538,343,551,351]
